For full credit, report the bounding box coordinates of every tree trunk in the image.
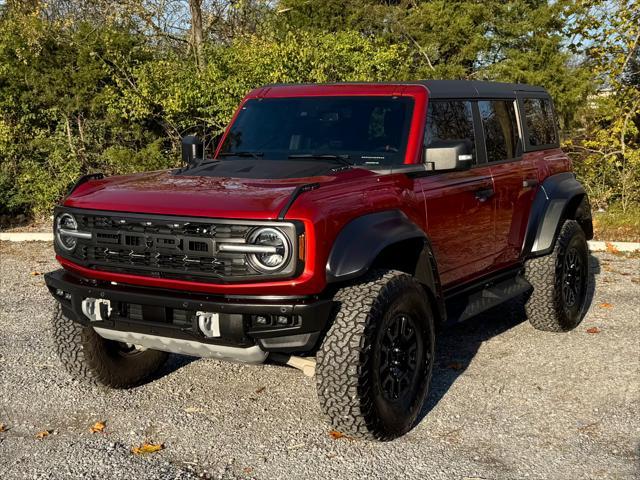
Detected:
[189,0,205,70]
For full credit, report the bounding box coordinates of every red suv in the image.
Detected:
[45,81,593,440]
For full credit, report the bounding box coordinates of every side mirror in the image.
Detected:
[424,140,473,171]
[181,136,204,168]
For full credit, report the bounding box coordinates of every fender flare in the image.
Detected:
[522,172,593,257]
[326,210,445,321]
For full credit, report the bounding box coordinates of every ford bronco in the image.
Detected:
[45,81,593,440]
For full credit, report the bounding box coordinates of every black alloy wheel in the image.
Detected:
[562,246,586,310]
[377,313,425,402]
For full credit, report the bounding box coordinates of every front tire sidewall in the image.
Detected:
[316,270,435,440]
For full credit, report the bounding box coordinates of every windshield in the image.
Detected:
[218,96,414,167]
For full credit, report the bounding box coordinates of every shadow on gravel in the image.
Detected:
[585,253,600,313]
[152,353,197,381]
[417,253,600,423]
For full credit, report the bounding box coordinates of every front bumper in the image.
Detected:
[45,269,333,360]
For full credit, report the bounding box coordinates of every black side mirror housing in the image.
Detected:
[181,136,204,168]
[424,140,473,171]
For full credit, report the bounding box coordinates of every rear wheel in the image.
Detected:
[524,220,589,332]
[316,270,435,440]
[51,304,168,388]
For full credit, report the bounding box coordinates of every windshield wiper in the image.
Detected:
[287,153,353,168]
[218,151,264,159]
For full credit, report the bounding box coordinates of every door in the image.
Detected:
[417,99,496,288]
[478,99,538,270]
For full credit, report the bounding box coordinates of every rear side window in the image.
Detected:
[523,98,557,146]
[478,100,520,162]
[424,100,476,159]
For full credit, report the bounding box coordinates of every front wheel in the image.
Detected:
[51,304,169,388]
[316,270,435,440]
[524,219,589,332]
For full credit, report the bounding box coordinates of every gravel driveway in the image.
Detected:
[1,242,638,480]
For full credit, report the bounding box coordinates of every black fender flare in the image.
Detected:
[522,172,593,257]
[326,210,445,321]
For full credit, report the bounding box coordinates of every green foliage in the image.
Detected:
[565,0,640,211]
[0,8,174,215]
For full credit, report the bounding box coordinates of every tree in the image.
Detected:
[566,0,640,211]
[189,0,204,69]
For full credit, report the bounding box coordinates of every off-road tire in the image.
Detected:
[51,304,169,388]
[316,270,435,441]
[524,220,589,332]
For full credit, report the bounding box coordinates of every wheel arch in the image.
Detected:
[522,172,593,258]
[326,210,446,322]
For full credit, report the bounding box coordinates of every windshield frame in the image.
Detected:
[216,95,416,168]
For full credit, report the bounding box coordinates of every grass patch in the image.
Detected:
[592,204,640,242]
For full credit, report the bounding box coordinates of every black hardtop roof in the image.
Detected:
[419,80,548,98]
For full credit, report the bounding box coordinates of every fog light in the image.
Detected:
[254,315,270,326]
[64,292,72,300]
[276,315,290,326]
[55,288,64,297]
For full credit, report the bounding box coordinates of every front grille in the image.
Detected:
[64,211,264,282]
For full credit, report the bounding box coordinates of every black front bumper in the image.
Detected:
[45,269,333,353]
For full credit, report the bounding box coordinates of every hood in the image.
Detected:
[63,168,376,220]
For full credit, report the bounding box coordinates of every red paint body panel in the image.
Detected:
[420,167,495,287]
[59,83,572,297]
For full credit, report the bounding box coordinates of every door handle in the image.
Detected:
[475,187,494,202]
[523,178,539,188]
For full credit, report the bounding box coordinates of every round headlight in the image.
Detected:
[248,227,291,272]
[55,213,78,251]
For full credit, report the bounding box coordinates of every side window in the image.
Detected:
[524,98,557,146]
[478,100,521,162]
[424,100,475,160]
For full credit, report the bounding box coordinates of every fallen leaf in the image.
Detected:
[586,327,601,334]
[89,421,106,433]
[30,271,42,276]
[35,430,52,439]
[243,467,254,474]
[255,386,266,394]
[447,362,464,370]
[599,302,613,309]
[0,423,7,432]
[329,430,347,440]
[131,442,164,455]
[605,242,620,254]
[183,406,201,413]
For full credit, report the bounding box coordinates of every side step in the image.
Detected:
[445,274,532,324]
